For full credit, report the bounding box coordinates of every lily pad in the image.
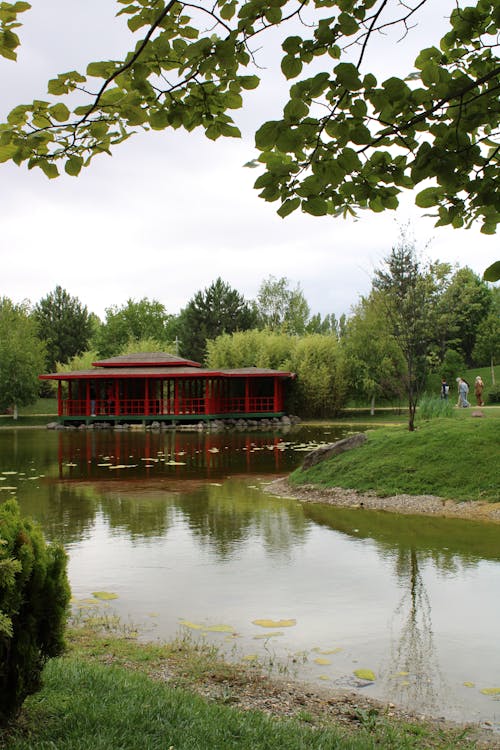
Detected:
[314,658,331,666]
[253,631,284,639]
[354,669,376,681]
[252,618,296,628]
[92,591,118,600]
[312,647,342,655]
[480,687,500,696]
[463,681,475,688]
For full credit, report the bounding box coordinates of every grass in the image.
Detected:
[0,626,483,750]
[290,417,500,502]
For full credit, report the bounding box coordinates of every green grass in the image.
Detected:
[290,418,500,502]
[0,628,481,750]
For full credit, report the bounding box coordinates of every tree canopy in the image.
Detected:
[33,286,93,371]
[0,0,499,249]
[0,297,45,417]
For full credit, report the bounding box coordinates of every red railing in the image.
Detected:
[61,395,277,417]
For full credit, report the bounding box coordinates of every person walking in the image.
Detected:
[456,377,470,407]
[474,376,485,406]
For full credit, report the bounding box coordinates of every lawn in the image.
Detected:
[290,416,500,502]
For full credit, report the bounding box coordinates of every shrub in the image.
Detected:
[0,499,70,724]
[487,384,500,404]
[417,395,455,420]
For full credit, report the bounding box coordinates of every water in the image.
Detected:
[1,426,499,728]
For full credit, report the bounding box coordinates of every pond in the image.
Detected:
[1,425,499,730]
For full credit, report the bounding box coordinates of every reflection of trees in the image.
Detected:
[99,489,174,539]
[382,548,448,715]
[177,480,308,561]
[17,483,98,546]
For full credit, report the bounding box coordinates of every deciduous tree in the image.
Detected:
[0,297,45,418]
[0,0,498,245]
[256,276,310,334]
[94,297,177,357]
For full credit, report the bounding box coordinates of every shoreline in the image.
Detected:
[263,477,500,524]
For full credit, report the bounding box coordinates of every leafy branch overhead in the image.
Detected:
[0,0,499,237]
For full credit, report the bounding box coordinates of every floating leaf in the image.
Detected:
[243,654,258,661]
[312,647,342,655]
[92,591,118,600]
[1,471,17,475]
[480,687,500,695]
[354,669,376,681]
[314,658,331,665]
[252,618,296,628]
[166,460,187,466]
[463,681,475,688]
[319,675,331,681]
[203,624,234,633]
[253,631,284,639]
[0,487,17,491]
[208,447,219,453]
[179,620,204,630]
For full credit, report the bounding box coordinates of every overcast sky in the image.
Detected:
[1,0,497,321]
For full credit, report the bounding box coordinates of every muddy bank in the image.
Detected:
[263,477,500,524]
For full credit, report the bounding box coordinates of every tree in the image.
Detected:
[256,276,310,334]
[178,277,257,362]
[373,229,439,431]
[472,287,500,381]
[94,297,177,358]
[33,286,93,371]
[435,267,493,366]
[343,293,406,412]
[0,1,498,241]
[0,297,45,418]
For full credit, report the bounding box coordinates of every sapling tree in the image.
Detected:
[373,229,439,431]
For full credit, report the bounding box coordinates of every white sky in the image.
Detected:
[1,0,497,321]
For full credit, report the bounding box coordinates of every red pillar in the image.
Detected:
[245,378,250,413]
[144,378,149,415]
[58,381,62,416]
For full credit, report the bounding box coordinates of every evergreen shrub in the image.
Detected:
[0,499,70,724]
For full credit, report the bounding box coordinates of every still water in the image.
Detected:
[1,426,499,728]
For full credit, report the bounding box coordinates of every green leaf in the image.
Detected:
[277,197,300,218]
[281,55,303,80]
[303,197,328,216]
[483,262,500,282]
[64,156,83,176]
[239,75,259,90]
[38,161,59,179]
[415,186,443,208]
[255,120,280,149]
[149,110,169,130]
[49,103,70,122]
[0,143,17,163]
[334,62,362,91]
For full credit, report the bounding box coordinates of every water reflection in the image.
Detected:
[1,427,500,727]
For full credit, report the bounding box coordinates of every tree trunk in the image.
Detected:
[13,404,18,421]
[370,394,375,416]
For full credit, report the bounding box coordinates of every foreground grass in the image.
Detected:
[0,628,483,750]
[290,418,499,502]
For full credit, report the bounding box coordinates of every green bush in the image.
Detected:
[487,384,500,404]
[0,500,70,724]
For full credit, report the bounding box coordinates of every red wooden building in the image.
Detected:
[39,352,296,425]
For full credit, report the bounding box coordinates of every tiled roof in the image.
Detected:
[92,352,201,368]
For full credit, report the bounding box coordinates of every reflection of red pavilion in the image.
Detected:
[40,352,296,425]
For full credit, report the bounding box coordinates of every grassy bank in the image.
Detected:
[0,626,488,750]
[291,417,499,502]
